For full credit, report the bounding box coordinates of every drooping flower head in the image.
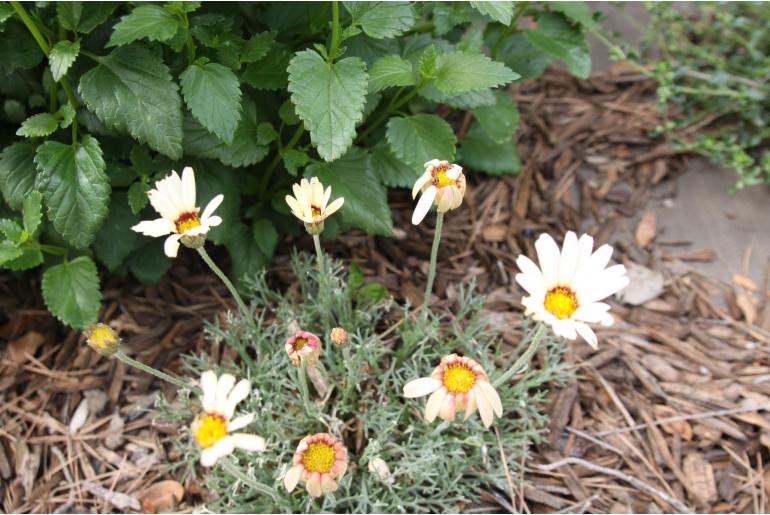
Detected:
[192,370,266,467]
[285,177,344,235]
[84,323,120,356]
[411,159,466,225]
[515,232,630,349]
[403,354,503,428]
[283,432,348,498]
[285,330,322,367]
[131,167,223,258]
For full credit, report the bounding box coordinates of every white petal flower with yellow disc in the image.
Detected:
[192,370,266,467]
[411,159,466,225]
[515,231,630,349]
[285,177,344,234]
[131,167,223,258]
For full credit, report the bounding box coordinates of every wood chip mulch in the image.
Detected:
[2,63,769,513]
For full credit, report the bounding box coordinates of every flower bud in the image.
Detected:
[368,457,391,482]
[330,327,349,347]
[84,323,120,357]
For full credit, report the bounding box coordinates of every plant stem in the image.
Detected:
[312,234,332,329]
[421,211,443,312]
[11,2,49,53]
[220,458,279,502]
[196,246,256,333]
[297,362,314,416]
[492,322,546,388]
[328,0,340,62]
[355,86,422,143]
[182,12,196,64]
[114,350,200,394]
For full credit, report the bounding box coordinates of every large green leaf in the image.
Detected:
[93,192,139,271]
[494,31,553,82]
[0,242,23,266]
[344,2,416,39]
[79,45,183,159]
[0,22,44,73]
[471,90,519,144]
[548,1,596,29]
[370,141,420,188]
[368,55,417,92]
[41,256,102,330]
[345,34,399,66]
[34,136,111,249]
[57,3,116,33]
[226,223,268,284]
[16,113,59,138]
[287,50,368,162]
[386,114,456,171]
[306,147,392,235]
[49,40,80,82]
[127,239,170,283]
[107,4,179,47]
[434,51,519,94]
[180,63,242,145]
[459,123,521,175]
[0,142,38,210]
[526,12,591,79]
[469,1,514,25]
[242,45,292,90]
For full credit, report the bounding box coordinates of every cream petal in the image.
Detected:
[163,234,182,258]
[474,385,494,428]
[572,302,611,324]
[225,379,251,418]
[587,244,613,275]
[403,377,441,398]
[477,380,503,417]
[446,164,462,180]
[200,370,218,413]
[227,413,255,432]
[574,322,598,349]
[463,390,478,420]
[558,231,579,285]
[284,465,302,492]
[321,475,338,493]
[411,172,431,198]
[147,188,178,221]
[423,159,441,169]
[535,233,560,289]
[181,167,196,211]
[230,433,266,452]
[322,186,332,211]
[200,436,235,467]
[435,189,453,212]
[201,194,224,221]
[325,197,344,217]
[516,255,543,281]
[553,319,578,340]
[425,387,448,422]
[132,218,174,237]
[204,215,222,228]
[515,272,546,300]
[438,393,456,421]
[183,225,210,237]
[157,171,185,215]
[411,186,437,225]
[214,374,236,414]
[306,476,323,498]
[337,460,348,479]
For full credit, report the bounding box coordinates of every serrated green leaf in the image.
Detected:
[16,113,59,138]
[283,149,309,176]
[257,123,278,145]
[459,122,521,175]
[0,4,14,24]
[344,2,416,39]
[128,181,149,214]
[444,88,497,109]
[164,1,201,15]
[34,135,110,249]
[127,239,170,283]
[288,50,368,162]
[370,141,419,188]
[107,4,179,47]
[4,247,43,270]
[180,63,242,145]
[57,104,76,128]
[49,40,80,82]
[386,114,456,171]
[0,241,23,266]
[494,30,553,82]
[226,223,268,283]
[368,55,416,92]
[526,12,591,79]
[94,192,139,271]
[345,34,400,67]
[0,219,23,242]
[22,191,42,236]
[548,1,596,29]
[241,31,275,63]
[418,45,437,79]
[79,45,183,159]
[278,100,300,126]
[0,142,37,209]
[42,256,102,330]
[435,51,519,94]
[469,1,514,25]
[57,3,116,33]
[472,90,519,144]
[242,45,292,91]
[0,22,44,74]
[252,219,278,258]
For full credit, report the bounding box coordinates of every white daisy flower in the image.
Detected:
[515,232,630,349]
[285,177,344,234]
[192,370,266,467]
[131,167,223,258]
[411,159,466,225]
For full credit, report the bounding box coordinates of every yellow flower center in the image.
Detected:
[293,337,308,351]
[433,166,457,188]
[193,414,228,449]
[87,324,117,350]
[442,363,476,393]
[311,205,322,218]
[302,442,336,473]
[175,211,201,233]
[544,286,578,320]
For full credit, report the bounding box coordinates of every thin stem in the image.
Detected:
[10,2,50,53]
[37,243,68,256]
[328,0,340,62]
[182,11,196,64]
[312,233,332,329]
[114,350,200,394]
[297,362,314,416]
[421,211,443,312]
[220,458,279,502]
[196,246,256,332]
[492,322,546,388]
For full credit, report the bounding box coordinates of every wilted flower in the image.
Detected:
[284,432,348,497]
[192,370,265,467]
[330,327,349,347]
[515,232,630,349]
[411,159,466,225]
[131,167,223,258]
[285,177,344,235]
[403,354,502,428]
[84,323,120,356]
[285,330,322,367]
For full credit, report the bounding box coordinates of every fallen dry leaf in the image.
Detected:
[735,292,757,325]
[683,453,717,506]
[140,479,184,513]
[635,211,656,247]
[616,263,665,305]
[69,398,89,435]
[653,404,692,441]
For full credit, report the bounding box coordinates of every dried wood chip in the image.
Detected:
[616,263,665,305]
[81,480,141,511]
[635,212,656,248]
[6,332,44,364]
[139,480,184,513]
[69,398,89,435]
[682,453,717,506]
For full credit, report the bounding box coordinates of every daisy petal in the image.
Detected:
[163,234,182,258]
[132,218,174,237]
[474,385,494,428]
[558,231,579,285]
[227,413,255,432]
[225,379,251,418]
[412,172,432,198]
[477,380,503,417]
[535,233,560,289]
[181,167,196,211]
[403,377,441,398]
[201,194,224,221]
[201,370,218,413]
[214,374,236,414]
[200,435,235,467]
[425,387,448,422]
[412,186,437,225]
[284,465,302,492]
[574,322,598,349]
[230,433,266,452]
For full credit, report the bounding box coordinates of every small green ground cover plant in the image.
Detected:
[0,1,601,330]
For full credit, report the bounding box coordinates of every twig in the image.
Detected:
[537,457,694,514]
[555,494,600,514]
[493,427,516,510]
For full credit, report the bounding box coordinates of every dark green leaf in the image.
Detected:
[526,12,591,79]
[459,123,521,175]
[283,149,309,176]
[127,181,149,214]
[41,256,102,330]
[22,191,42,236]
[241,31,276,63]
[0,4,14,24]
[34,136,111,248]
[495,31,553,81]
[93,192,139,271]
[180,63,242,145]
[49,40,80,82]
[386,114,456,171]
[57,2,116,33]
[226,223,268,283]
[17,113,59,138]
[0,22,44,73]
[471,90,519,144]
[370,141,419,188]
[279,100,300,125]
[128,239,170,283]
[107,4,179,47]
[435,51,519,94]
[242,45,292,90]
[0,242,23,266]
[4,247,43,270]
[348,261,364,290]
[344,1,416,39]
[358,282,388,301]
[57,104,76,128]
[469,1,514,25]
[345,34,399,67]
[548,1,596,29]
[252,219,278,258]
[0,142,38,210]
[0,219,23,242]
[368,55,416,92]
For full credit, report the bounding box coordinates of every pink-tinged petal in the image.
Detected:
[199,435,234,467]
[464,390,478,420]
[574,322,598,349]
[477,380,503,417]
[227,413,255,432]
[132,218,174,237]
[411,186,437,225]
[306,476,323,498]
[474,385,494,428]
[181,166,196,211]
[535,233,560,289]
[201,194,224,221]
[438,393,456,421]
[321,475,338,493]
[558,231,579,285]
[425,387,448,422]
[163,234,182,258]
[403,377,441,398]
[284,465,302,492]
[337,460,348,479]
[325,197,344,217]
[200,370,218,413]
[412,172,432,198]
[423,159,441,169]
[230,433,266,452]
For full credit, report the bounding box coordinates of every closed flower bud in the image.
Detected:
[368,456,391,482]
[84,323,120,357]
[330,327,349,347]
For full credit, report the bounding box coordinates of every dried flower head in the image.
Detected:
[285,177,344,235]
[330,327,349,347]
[411,159,466,225]
[285,330,322,367]
[84,323,120,356]
[284,432,348,497]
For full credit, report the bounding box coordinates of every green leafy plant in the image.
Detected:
[0,1,599,329]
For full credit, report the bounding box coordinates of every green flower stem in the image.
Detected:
[220,458,279,502]
[421,211,444,312]
[197,246,257,333]
[492,322,546,388]
[329,0,340,62]
[114,350,200,395]
[297,362,314,416]
[312,233,332,329]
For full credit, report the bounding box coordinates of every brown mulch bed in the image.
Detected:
[2,64,769,513]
